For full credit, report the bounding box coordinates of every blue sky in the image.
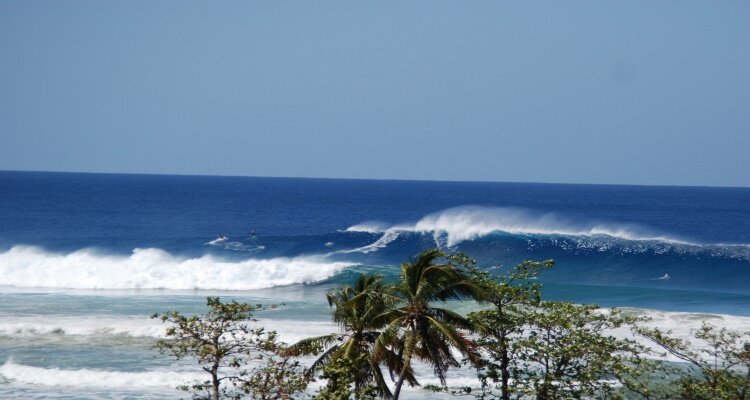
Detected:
[1,1,748,186]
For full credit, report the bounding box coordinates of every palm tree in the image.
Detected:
[287,273,399,398]
[374,249,486,399]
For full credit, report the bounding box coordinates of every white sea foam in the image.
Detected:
[0,316,165,338]
[347,206,691,247]
[2,306,746,360]
[262,319,340,344]
[0,360,201,388]
[0,309,747,393]
[0,315,339,345]
[206,239,266,253]
[0,246,356,290]
[345,222,390,234]
[335,231,401,254]
[205,237,229,246]
[529,308,750,365]
[0,357,458,395]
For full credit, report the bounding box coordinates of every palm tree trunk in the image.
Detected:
[392,334,414,400]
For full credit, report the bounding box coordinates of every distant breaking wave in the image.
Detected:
[0,316,338,347]
[0,360,201,388]
[0,246,356,291]
[348,206,694,247]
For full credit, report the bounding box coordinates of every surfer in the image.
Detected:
[207,234,228,245]
[251,230,257,241]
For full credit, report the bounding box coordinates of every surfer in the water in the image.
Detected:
[251,230,257,241]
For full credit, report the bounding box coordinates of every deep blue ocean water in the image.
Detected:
[1,171,749,306]
[0,171,749,398]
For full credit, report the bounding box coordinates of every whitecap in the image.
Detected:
[0,360,201,388]
[347,206,694,247]
[0,246,357,291]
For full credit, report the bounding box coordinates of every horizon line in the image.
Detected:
[1,168,748,190]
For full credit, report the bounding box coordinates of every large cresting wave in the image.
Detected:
[0,246,356,290]
[348,206,692,247]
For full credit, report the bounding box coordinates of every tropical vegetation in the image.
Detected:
[154,249,750,399]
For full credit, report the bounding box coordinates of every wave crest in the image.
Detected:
[348,206,690,247]
[0,246,356,291]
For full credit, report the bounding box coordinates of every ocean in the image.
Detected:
[1,171,749,399]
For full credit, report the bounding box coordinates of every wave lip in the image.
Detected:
[0,246,357,291]
[348,206,693,247]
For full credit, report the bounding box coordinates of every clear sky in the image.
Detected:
[1,1,748,187]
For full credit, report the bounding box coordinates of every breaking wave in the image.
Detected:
[0,316,338,345]
[0,246,357,291]
[7,309,746,348]
[0,360,200,388]
[335,230,401,254]
[348,206,695,247]
[0,316,165,339]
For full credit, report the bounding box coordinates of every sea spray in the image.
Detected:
[0,246,357,290]
[349,206,692,247]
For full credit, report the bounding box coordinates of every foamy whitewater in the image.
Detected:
[0,246,354,290]
[1,172,748,398]
[1,305,747,395]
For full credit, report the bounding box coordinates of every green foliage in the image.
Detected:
[236,336,309,400]
[153,297,307,400]
[424,383,473,396]
[150,251,750,400]
[512,302,646,400]
[466,258,553,400]
[635,322,750,400]
[287,274,395,398]
[467,259,654,400]
[313,354,379,400]
[374,249,487,399]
